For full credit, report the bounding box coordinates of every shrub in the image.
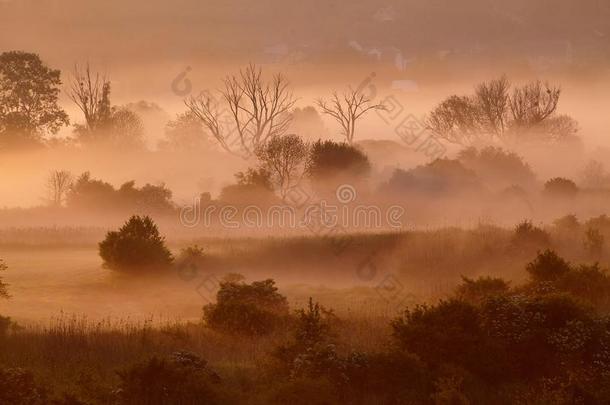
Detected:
[382,159,482,196]
[552,214,580,233]
[544,177,578,198]
[525,249,571,283]
[584,228,604,258]
[203,279,289,335]
[273,298,337,373]
[0,367,47,405]
[306,140,370,182]
[98,215,173,272]
[458,146,536,190]
[0,258,8,298]
[455,276,510,305]
[116,351,222,405]
[510,220,551,253]
[175,245,206,281]
[391,300,507,381]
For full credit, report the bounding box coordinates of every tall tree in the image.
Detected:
[316,88,384,144]
[255,134,309,200]
[46,170,73,207]
[185,64,295,156]
[0,51,69,148]
[68,63,112,132]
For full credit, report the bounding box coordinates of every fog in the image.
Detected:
[2,2,610,402]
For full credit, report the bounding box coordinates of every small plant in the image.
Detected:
[175,245,206,280]
[98,215,173,272]
[203,278,289,335]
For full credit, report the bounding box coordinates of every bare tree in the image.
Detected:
[255,134,309,200]
[46,170,73,206]
[68,64,111,132]
[316,89,384,144]
[426,77,571,146]
[426,95,482,145]
[509,80,560,129]
[475,76,510,137]
[185,64,295,155]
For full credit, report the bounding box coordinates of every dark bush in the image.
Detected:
[458,146,536,190]
[509,220,551,253]
[391,300,508,382]
[382,159,482,196]
[525,249,571,283]
[0,258,8,298]
[455,276,510,305]
[203,278,289,335]
[175,245,206,281]
[543,177,578,198]
[98,215,173,272]
[306,140,371,182]
[0,367,47,405]
[116,351,222,405]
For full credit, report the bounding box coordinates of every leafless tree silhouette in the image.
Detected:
[475,76,510,137]
[509,80,560,128]
[46,170,73,206]
[427,77,569,146]
[68,64,111,132]
[316,89,384,144]
[185,64,295,155]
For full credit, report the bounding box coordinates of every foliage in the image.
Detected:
[255,134,309,200]
[525,249,571,282]
[67,172,174,213]
[455,276,510,305]
[0,51,69,148]
[426,76,575,145]
[553,214,580,233]
[0,367,48,405]
[98,215,173,272]
[159,111,211,151]
[306,140,371,182]
[175,245,207,281]
[584,227,604,258]
[203,279,289,335]
[116,351,222,405]
[509,220,551,253]
[457,146,535,189]
[0,259,8,299]
[219,168,277,204]
[383,159,481,196]
[543,177,578,198]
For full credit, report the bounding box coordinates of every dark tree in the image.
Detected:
[0,51,69,148]
[99,215,173,272]
[159,111,211,151]
[203,278,289,335]
[306,140,371,182]
[255,134,309,200]
[543,177,578,198]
